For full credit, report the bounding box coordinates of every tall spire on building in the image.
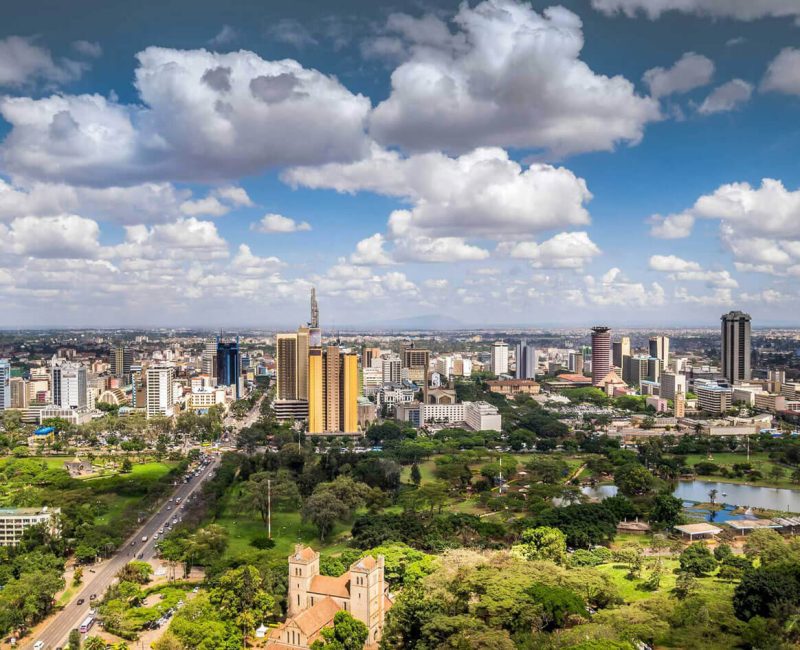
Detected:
[310,287,319,329]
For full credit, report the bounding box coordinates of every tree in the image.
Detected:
[410,463,422,487]
[68,629,82,649]
[120,457,133,473]
[84,637,107,650]
[310,610,369,650]
[674,571,698,600]
[734,562,800,621]
[708,488,718,507]
[511,526,567,565]
[679,543,716,576]
[303,490,349,542]
[744,528,786,565]
[209,565,277,631]
[648,493,683,527]
[526,582,587,630]
[614,463,655,496]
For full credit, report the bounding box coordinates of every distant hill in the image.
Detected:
[365,314,466,330]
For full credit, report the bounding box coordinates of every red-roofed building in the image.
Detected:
[267,545,392,649]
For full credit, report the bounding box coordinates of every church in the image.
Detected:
[265,545,392,649]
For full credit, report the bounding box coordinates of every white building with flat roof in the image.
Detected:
[0,507,60,546]
[146,365,175,418]
[697,384,733,414]
[464,401,502,432]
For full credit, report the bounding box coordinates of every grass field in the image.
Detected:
[212,484,352,561]
[681,452,798,488]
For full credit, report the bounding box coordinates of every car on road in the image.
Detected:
[34,641,44,650]
[142,535,148,542]
[90,593,97,600]
[77,598,85,605]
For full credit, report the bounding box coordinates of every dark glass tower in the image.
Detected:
[216,336,241,399]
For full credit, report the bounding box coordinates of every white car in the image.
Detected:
[34,642,45,650]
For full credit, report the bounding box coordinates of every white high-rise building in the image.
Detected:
[382,356,401,384]
[146,365,175,418]
[491,341,509,376]
[51,358,87,409]
[0,359,10,411]
[660,371,686,400]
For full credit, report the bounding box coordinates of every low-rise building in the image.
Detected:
[485,379,541,396]
[464,401,502,431]
[0,507,61,546]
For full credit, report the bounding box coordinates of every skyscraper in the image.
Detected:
[721,311,751,383]
[146,365,175,418]
[591,327,611,386]
[110,346,133,380]
[276,328,310,401]
[308,346,358,434]
[216,336,241,398]
[0,360,10,411]
[612,336,630,369]
[515,340,537,379]
[648,336,670,371]
[51,358,87,409]
[491,341,509,376]
[201,339,217,380]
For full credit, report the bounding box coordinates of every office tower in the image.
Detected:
[216,336,241,398]
[648,336,670,371]
[362,347,381,370]
[402,343,430,387]
[612,336,630,369]
[721,311,752,383]
[110,346,133,380]
[276,328,310,402]
[515,340,537,379]
[9,377,28,409]
[660,371,686,400]
[201,339,217,380]
[146,365,175,418]
[568,351,585,374]
[51,359,87,409]
[591,327,611,386]
[674,390,686,418]
[0,360,9,411]
[491,341,509,376]
[308,346,358,433]
[382,356,401,384]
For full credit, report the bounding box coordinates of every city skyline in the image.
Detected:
[2,0,800,327]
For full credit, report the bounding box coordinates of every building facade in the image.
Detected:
[268,545,390,649]
[515,340,537,380]
[146,365,175,418]
[721,310,752,383]
[110,346,133,380]
[0,507,60,546]
[51,359,87,409]
[491,341,509,376]
[308,347,358,434]
[216,337,241,399]
[0,359,9,411]
[591,327,611,386]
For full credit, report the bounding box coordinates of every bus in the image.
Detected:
[79,613,95,633]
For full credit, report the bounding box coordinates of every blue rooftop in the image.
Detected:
[34,426,55,436]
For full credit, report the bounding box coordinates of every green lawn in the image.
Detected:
[680,452,798,488]
[212,485,352,561]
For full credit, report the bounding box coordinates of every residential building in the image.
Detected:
[0,359,9,411]
[515,340,537,379]
[612,337,630,369]
[0,507,60,546]
[660,371,686,401]
[491,341,509,376]
[648,336,670,371]
[267,545,390,649]
[146,365,175,418]
[697,384,733,414]
[51,359,87,409]
[721,310,752,383]
[591,327,611,386]
[110,346,133,380]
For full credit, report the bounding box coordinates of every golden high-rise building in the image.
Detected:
[308,346,358,434]
[276,328,310,402]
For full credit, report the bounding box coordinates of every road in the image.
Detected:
[25,457,219,650]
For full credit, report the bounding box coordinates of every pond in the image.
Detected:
[578,480,800,514]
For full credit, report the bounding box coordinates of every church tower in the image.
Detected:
[287,544,319,616]
[348,555,385,645]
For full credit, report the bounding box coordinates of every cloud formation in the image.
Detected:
[592,0,800,21]
[368,0,659,157]
[643,52,714,98]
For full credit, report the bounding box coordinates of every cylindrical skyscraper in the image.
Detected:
[591,326,611,386]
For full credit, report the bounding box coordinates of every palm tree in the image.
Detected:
[708,488,718,507]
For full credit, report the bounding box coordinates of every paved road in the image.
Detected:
[25,457,220,650]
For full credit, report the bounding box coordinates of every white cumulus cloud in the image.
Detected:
[251,213,312,233]
[643,52,714,98]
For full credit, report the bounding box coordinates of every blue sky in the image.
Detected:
[1,0,799,328]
